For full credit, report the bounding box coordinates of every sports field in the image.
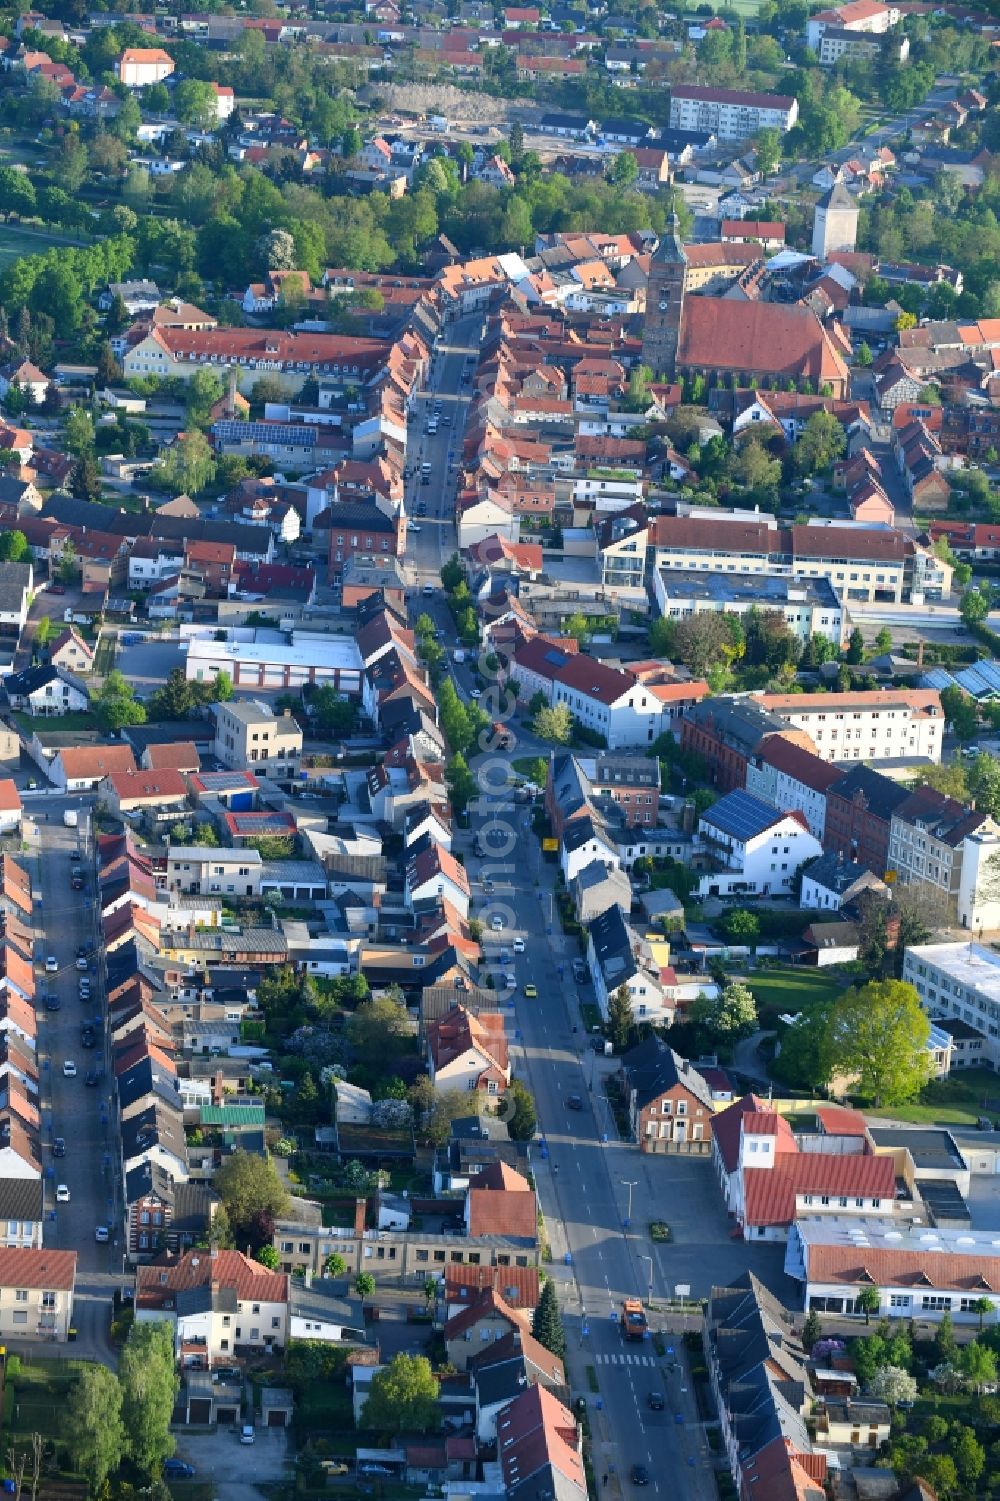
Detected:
[0,222,87,270]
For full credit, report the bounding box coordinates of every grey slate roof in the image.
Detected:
[620,1035,715,1113]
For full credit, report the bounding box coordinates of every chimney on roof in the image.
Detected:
[354,1196,368,1236]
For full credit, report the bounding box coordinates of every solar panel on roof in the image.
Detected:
[214,421,316,447]
[703,789,781,841]
[199,771,255,791]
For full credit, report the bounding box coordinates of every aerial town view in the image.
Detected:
[0,0,1000,1498]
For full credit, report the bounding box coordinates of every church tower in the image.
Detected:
[642,216,687,379]
[811,181,859,261]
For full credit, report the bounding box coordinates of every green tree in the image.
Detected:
[62,1364,125,1496]
[64,406,95,458]
[608,983,635,1053]
[772,1005,834,1093]
[174,78,219,129]
[0,530,29,562]
[148,666,196,721]
[361,1353,439,1435]
[951,1426,985,1486]
[721,909,759,944]
[445,752,477,814]
[533,703,574,743]
[801,1308,822,1353]
[95,670,146,733]
[940,684,979,742]
[440,553,464,592]
[960,585,992,628]
[971,1295,995,1333]
[674,612,743,678]
[355,1271,377,1299]
[826,980,931,1106]
[347,996,414,1063]
[119,1322,178,1478]
[873,626,893,656]
[324,1252,347,1278]
[58,540,78,584]
[407,1078,468,1147]
[857,1285,881,1326]
[959,1339,997,1391]
[254,1244,280,1270]
[856,341,873,367]
[312,684,356,739]
[935,1308,958,1364]
[185,367,225,429]
[155,429,216,495]
[692,981,758,1041]
[845,626,866,665]
[34,614,54,653]
[914,1455,957,1499]
[214,1150,291,1240]
[794,409,846,475]
[969,753,1000,818]
[532,1279,566,1362]
[754,126,781,177]
[505,1078,537,1141]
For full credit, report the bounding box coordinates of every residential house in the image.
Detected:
[50,744,136,791]
[800,852,888,912]
[3,665,88,718]
[824,765,911,876]
[681,699,808,795]
[405,845,471,921]
[496,1385,587,1501]
[0,1248,77,1341]
[695,790,823,900]
[48,628,94,676]
[165,847,263,898]
[559,812,621,886]
[887,785,1000,925]
[585,904,669,1025]
[619,1035,716,1153]
[101,770,189,826]
[745,737,843,842]
[511,637,663,749]
[136,1247,289,1358]
[118,47,174,86]
[213,701,302,777]
[425,1006,511,1098]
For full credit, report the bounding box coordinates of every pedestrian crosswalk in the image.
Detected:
[595,1352,658,1367]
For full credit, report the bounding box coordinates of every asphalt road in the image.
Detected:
[405,311,481,580]
[455,801,720,1501]
[20,796,120,1362]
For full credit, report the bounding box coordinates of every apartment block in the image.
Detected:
[888,786,1000,924]
[213,700,303,776]
[669,85,799,140]
[758,690,944,765]
[0,1248,77,1341]
[165,846,263,898]
[903,942,1000,1070]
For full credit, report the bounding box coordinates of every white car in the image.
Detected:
[45,956,58,973]
[239,1426,255,1446]
[62,1060,77,1078]
[491,915,504,931]
[513,938,526,953]
[56,1185,70,1203]
[408,522,422,533]
[95,1226,109,1243]
[76,957,88,972]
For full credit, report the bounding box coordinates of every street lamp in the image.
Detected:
[621,1179,638,1227]
[641,1254,654,1305]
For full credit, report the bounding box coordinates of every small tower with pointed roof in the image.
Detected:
[812,181,859,260]
[641,215,688,379]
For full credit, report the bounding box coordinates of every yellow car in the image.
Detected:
[524,983,537,998]
[320,1460,350,1476]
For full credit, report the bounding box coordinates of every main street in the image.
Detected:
[17,791,120,1363]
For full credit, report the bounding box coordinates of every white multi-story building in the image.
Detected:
[757,690,944,765]
[166,847,263,898]
[136,1249,288,1359]
[806,0,901,51]
[213,700,302,777]
[903,942,1000,1069]
[695,789,823,899]
[669,85,798,140]
[512,638,664,749]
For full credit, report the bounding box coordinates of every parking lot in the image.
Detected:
[171,1424,291,1501]
[115,638,186,696]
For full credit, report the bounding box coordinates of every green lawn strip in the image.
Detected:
[744,967,852,1027]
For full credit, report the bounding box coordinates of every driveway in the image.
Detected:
[172,1425,291,1501]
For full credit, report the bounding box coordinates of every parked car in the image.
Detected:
[163,1460,195,1479]
[239,1426,255,1446]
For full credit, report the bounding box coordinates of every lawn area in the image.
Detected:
[0,222,88,269]
[12,710,98,735]
[746,966,852,1027]
[868,1067,1000,1127]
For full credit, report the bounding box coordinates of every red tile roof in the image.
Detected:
[57,745,136,781]
[497,1385,585,1497]
[445,1264,541,1310]
[711,1092,768,1173]
[756,736,843,793]
[136,1248,288,1310]
[0,1248,76,1289]
[106,769,187,802]
[815,1106,869,1137]
[743,1152,895,1227]
[804,1242,1000,1293]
